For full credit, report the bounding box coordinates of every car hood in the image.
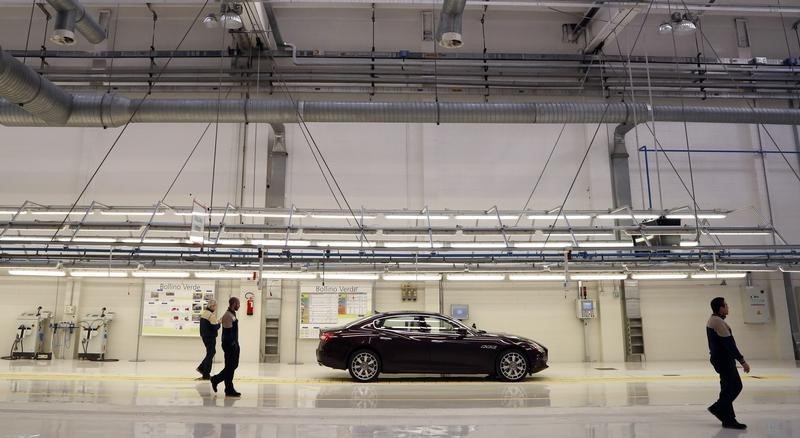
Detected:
[479,331,541,345]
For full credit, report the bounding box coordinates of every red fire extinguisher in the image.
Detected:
[245,292,255,316]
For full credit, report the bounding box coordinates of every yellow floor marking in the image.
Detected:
[0,373,790,385]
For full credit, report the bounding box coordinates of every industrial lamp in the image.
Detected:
[202,13,219,29]
[219,3,244,30]
[658,11,697,37]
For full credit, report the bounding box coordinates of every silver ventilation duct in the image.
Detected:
[0,47,73,125]
[437,0,466,49]
[46,0,107,45]
[1,49,800,127]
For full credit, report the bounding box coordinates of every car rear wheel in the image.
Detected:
[496,350,528,382]
[348,349,381,382]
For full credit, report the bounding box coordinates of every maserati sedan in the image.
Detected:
[316,311,548,382]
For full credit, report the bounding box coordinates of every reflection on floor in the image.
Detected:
[0,360,798,437]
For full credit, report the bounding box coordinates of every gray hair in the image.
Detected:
[206,299,217,309]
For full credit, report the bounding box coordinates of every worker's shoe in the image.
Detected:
[722,421,747,430]
[707,403,724,422]
[210,379,219,393]
[225,390,241,398]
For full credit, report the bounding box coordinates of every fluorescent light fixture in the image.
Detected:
[596,214,659,220]
[175,212,240,217]
[666,214,726,220]
[8,269,66,277]
[131,271,191,278]
[527,214,592,220]
[454,215,519,221]
[446,274,505,281]
[450,242,508,249]
[316,241,378,248]
[0,210,25,215]
[508,274,566,281]
[310,214,377,220]
[100,211,165,216]
[570,273,628,281]
[70,270,128,278]
[547,232,615,237]
[383,242,444,248]
[194,271,252,279]
[58,237,118,243]
[262,272,317,279]
[187,235,204,244]
[513,242,571,248]
[203,239,246,245]
[120,238,182,244]
[0,236,52,242]
[707,232,771,236]
[322,273,380,280]
[690,272,747,279]
[385,214,451,220]
[30,211,93,216]
[240,212,308,218]
[250,239,311,247]
[680,241,699,247]
[631,273,688,280]
[578,241,634,248]
[382,274,442,281]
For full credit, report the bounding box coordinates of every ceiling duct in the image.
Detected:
[0,47,73,125]
[1,49,800,127]
[45,0,107,45]
[437,0,466,48]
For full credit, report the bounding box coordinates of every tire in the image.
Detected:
[495,349,528,382]
[348,349,381,382]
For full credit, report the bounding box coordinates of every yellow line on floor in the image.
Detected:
[0,373,790,384]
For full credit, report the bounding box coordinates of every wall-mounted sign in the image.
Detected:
[142,280,215,336]
[299,282,372,338]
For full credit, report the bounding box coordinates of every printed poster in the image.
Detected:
[299,282,372,338]
[142,279,215,337]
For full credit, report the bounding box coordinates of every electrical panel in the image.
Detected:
[576,299,596,319]
[401,283,418,302]
[742,287,770,324]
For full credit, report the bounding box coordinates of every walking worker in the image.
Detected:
[706,296,750,430]
[196,299,220,380]
[210,297,241,397]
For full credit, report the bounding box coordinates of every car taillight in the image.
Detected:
[320,332,334,341]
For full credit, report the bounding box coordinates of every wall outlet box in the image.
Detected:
[64,305,75,315]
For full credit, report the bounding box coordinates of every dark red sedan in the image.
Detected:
[316,311,548,382]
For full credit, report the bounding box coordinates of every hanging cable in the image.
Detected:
[242,3,369,243]
[107,5,121,94]
[21,0,36,65]
[209,21,227,234]
[45,0,213,246]
[480,1,490,102]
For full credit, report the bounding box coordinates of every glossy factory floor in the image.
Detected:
[1,360,798,438]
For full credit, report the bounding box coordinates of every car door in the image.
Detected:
[372,315,431,373]
[424,316,494,374]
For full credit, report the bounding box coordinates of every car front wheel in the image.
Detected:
[348,349,381,382]
[496,350,528,382]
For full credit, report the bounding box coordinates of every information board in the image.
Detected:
[299,282,372,338]
[142,280,216,337]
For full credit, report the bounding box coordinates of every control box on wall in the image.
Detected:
[741,287,770,324]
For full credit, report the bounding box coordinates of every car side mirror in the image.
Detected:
[456,327,469,337]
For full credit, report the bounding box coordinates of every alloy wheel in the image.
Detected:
[499,351,528,381]
[350,351,380,381]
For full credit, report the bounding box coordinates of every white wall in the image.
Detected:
[639,274,795,362]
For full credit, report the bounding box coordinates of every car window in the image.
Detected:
[378,316,437,333]
[422,316,459,334]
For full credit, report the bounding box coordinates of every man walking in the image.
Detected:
[211,297,241,397]
[196,299,220,380]
[706,296,750,429]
